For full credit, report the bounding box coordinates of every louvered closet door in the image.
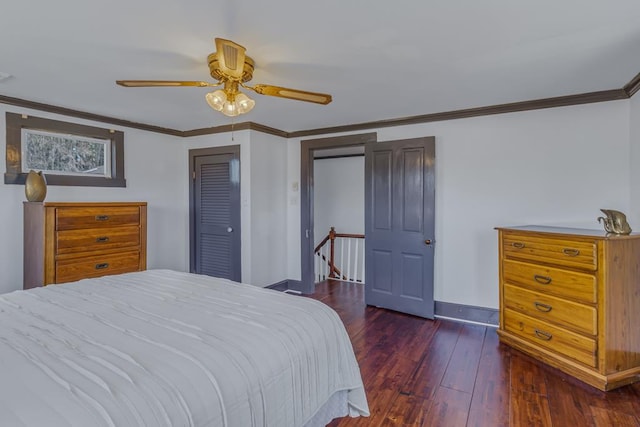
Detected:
[194,152,241,281]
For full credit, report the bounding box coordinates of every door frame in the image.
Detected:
[188,145,241,276]
[297,132,377,294]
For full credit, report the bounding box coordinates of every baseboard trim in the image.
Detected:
[266,281,499,326]
[434,301,499,326]
[266,279,301,292]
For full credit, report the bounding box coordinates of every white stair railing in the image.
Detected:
[314,227,365,283]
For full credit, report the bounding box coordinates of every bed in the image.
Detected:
[0,270,369,426]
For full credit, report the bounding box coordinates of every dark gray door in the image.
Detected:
[365,137,435,318]
[191,147,241,281]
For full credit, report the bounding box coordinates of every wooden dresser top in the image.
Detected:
[495,225,640,240]
[24,201,147,207]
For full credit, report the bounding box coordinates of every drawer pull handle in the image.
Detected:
[95,215,110,221]
[534,302,552,312]
[534,329,553,341]
[533,275,552,285]
[96,236,110,243]
[512,242,525,249]
[562,248,580,257]
[95,263,109,270]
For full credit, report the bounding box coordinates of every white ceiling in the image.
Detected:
[1,1,640,133]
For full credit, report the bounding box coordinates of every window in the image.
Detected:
[22,129,112,178]
[4,112,126,187]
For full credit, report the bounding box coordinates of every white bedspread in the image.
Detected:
[0,270,369,426]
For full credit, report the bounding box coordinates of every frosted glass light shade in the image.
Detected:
[205,90,226,111]
[206,89,254,117]
[223,101,239,117]
[236,93,255,114]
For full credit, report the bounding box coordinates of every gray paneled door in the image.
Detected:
[191,147,241,282]
[364,137,435,318]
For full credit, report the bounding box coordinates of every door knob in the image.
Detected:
[424,239,432,245]
[227,227,233,232]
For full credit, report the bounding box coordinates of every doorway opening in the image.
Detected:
[299,134,436,319]
[313,147,366,284]
[298,133,377,294]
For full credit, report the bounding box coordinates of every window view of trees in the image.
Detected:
[22,131,108,176]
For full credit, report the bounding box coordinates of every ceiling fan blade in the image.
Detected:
[116,80,216,87]
[251,84,332,105]
[215,38,247,80]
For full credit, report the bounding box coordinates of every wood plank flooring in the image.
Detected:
[308,280,640,427]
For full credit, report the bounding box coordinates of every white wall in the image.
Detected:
[249,132,287,287]
[286,139,302,280]
[313,156,364,245]
[286,100,632,309]
[0,105,186,294]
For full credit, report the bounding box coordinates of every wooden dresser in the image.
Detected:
[24,202,147,289]
[496,225,640,391]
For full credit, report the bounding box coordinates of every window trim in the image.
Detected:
[4,112,126,187]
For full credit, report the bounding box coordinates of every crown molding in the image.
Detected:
[181,122,252,137]
[178,88,630,139]
[624,72,640,98]
[183,121,288,138]
[287,89,628,138]
[0,94,183,136]
[2,69,639,140]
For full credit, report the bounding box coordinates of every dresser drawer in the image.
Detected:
[56,207,141,231]
[502,233,597,271]
[503,284,597,336]
[56,226,141,255]
[504,308,597,367]
[55,251,141,283]
[502,259,597,303]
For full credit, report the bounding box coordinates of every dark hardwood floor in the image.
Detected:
[308,280,640,427]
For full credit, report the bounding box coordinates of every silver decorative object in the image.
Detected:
[597,209,632,235]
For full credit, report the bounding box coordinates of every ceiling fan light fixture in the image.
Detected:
[207,88,255,117]
[205,89,227,111]
[118,38,332,118]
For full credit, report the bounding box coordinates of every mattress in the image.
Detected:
[0,270,369,426]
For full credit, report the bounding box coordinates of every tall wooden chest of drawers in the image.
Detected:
[497,226,640,390]
[24,202,147,289]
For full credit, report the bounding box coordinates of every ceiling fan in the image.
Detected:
[117,38,332,117]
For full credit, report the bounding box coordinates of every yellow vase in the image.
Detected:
[25,170,47,202]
